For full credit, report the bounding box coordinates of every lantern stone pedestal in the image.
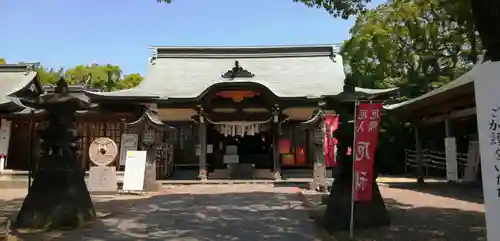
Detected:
[13,78,96,230]
[143,146,160,192]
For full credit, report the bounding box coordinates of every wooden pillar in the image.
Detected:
[272,122,282,180]
[118,118,126,171]
[444,115,452,137]
[414,125,424,184]
[198,115,208,180]
[272,105,282,180]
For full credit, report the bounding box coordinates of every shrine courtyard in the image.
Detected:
[0,177,486,241]
[302,177,485,241]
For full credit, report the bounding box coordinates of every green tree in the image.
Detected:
[157,0,370,18]
[63,64,142,91]
[0,58,5,64]
[116,73,143,90]
[341,0,481,176]
[37,67,64,85]
[342,0,480,99]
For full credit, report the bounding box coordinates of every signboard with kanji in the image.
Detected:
[473,61,500,241]
[353,103,383,202]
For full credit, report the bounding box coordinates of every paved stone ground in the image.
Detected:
[303,177,486,241]
[2,185,323,241]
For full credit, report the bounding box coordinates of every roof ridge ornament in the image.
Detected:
[149,48,158,65]
[221,61,255,79]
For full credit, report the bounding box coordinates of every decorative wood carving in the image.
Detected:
[215,90,260,102]
[221,61,255,79]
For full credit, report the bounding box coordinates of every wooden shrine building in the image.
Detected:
[0,64,44,170]
[83,45,397,180]
[385,63,478,182]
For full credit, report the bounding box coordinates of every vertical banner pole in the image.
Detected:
[349,100,358,239]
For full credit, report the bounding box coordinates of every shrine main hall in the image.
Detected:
[0,44,396,180]
[81,44,396,180]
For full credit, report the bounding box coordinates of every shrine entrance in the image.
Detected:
[197,81,283,180]
[208,123,273,170]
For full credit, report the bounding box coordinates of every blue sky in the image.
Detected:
[0,0,383,75]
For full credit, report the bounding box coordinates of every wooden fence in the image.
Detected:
[405,148,469,178]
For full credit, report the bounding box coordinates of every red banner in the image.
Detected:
[278,139,290,154]
[323,114,339,167]
[353,103,383,202]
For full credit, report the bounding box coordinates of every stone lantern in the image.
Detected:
[299,100,328,192]
[125,108,175,190]
[11,78,96,230]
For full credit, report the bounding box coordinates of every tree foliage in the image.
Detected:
[0,59,143,91]
[342,0,480,100]
[157,0,370,19]
[292,0,370,18]
[340,0,482,174]
[38,64,142,91]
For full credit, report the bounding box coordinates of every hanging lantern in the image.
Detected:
[142,126,156,145]
[312,123,324,145]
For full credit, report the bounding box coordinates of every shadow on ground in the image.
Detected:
[305,192,486,241]
[385,182,483,204]
[0,198,23,221]
[4,191,317,241]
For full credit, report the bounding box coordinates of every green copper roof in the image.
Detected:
[86,44,346,99]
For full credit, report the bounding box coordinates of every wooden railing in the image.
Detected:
[405,149,468,177]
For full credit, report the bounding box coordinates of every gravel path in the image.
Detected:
[3,185,323,241]
[304,179,486,241]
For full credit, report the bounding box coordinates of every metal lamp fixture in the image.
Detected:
[142,126,156,146]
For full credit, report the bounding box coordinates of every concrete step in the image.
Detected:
[208,169,231,179]
[0,180,28,189]
[209,169,274,179]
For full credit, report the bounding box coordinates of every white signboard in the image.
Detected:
[444,137,459,182]
[473,61,500,241]
[88,166,117,193]
[122,150,147,192]
[119,134,138,166]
